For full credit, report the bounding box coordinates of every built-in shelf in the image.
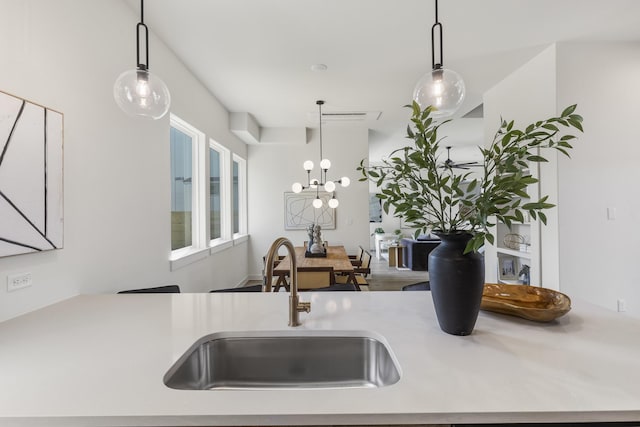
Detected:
[498,278,521,285]
[496,247,532,259]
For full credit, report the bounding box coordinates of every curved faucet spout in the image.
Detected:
[264,237,311,327]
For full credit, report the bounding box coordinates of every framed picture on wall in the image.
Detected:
[0,90,64,258]
[498,255,519,281]
[369,193,382,223]
[284,191,336,230]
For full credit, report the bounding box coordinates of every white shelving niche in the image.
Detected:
[486,166,542,287]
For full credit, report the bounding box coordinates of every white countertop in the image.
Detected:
[1,291,639,426]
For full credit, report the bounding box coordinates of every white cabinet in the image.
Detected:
[374,233,397,261]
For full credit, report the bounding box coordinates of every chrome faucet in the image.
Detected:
[264,237,311,327]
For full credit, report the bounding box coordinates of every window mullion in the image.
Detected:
[193,132,207,249]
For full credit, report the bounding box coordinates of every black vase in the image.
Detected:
[428,232,485,336]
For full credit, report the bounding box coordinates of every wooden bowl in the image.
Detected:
[481,283,571,322]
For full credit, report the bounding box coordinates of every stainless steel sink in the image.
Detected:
[163,330,401,390]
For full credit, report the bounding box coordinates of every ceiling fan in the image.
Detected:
[441,146,481,170]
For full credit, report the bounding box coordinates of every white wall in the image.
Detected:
[483,41,640,318]
[482,44,557,287]
[247,126,369,278]
[556,42,640,317]
[0,0,249,322]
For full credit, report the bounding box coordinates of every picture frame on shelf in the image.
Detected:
[498,255,519,281]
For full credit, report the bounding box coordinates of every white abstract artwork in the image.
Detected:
[284,191,336,230]
[0,91,64,258]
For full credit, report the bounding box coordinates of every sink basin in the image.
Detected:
[163,330,401,390]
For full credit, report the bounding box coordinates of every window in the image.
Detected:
[170,115,204,257]
[209,139,230,245]
[209,147,221,239]
[169,115,247,268]
[170,127,193,251]
[232,154,247,238]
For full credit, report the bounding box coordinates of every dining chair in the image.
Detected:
[297,266,336,290]
[335,250,372,291]
[117,284,181,294]
[313,283,357,292]
[348,245,365,267]
[401,281,430,291]
[354,250,372,277]
[263,255,288,292]
[210,284,264,292]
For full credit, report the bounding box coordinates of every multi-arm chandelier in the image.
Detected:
[291,100,350,209]
[412,0,465,118]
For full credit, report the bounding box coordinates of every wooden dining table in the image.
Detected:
[271,245,357,291]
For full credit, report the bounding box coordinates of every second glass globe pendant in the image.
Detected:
[291,100,350,209]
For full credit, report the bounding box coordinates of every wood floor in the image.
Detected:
[367,251,429,291]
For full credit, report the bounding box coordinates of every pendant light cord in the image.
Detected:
[136,0,150,70]
[431,0,443,70]
[317,100,324,163]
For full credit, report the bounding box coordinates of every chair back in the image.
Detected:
[210,284,264,293]
[296,266,335,290]
[118,285,181,294]
[361,251,372,269]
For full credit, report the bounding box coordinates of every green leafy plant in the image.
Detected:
[358,102,583,253]
[371,227,385,236]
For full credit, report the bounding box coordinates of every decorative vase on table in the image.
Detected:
[428,232,485,336]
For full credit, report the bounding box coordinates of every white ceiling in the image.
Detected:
[128,0,640,141]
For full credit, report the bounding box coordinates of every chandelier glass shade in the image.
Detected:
[291,100,350,209]
[114,0,171,120]
[412,0,465,119]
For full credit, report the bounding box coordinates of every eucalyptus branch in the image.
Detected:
[359,102,583,253]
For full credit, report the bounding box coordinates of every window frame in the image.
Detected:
[232,153,248,243]
[209,139,232,252]
[168,115,249,269]
[169,114,206,264]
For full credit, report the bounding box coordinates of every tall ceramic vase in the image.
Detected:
[428,232,485,336]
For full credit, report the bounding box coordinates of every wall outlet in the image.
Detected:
[7,272,32,292]
[617,299,626,312]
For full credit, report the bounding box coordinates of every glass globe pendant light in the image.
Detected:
[291,100,350,209]
[413,0,465,119]
[114,0,171,120]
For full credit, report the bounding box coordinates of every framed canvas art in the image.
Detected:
[0,90,64,258]
[284,191,336,230]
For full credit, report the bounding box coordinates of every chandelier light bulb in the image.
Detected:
[340,177,350,187]
[292,182,303,193]
[324,181,336,192]
[303,160,314,171]
[328,198,339,209]
[312,197,323,209]
[320,159,331,170]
